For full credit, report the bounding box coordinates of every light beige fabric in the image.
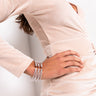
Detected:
[0,0,96,95]
[0,0,34,77]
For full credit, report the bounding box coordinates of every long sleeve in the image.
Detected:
[0,37,33,78]
[0,0,33,22]
[0,0,34,77]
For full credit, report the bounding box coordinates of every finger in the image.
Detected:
[63,56,83,64]
[60,61,84,68]
[63,67,82,75]
[55,50,80,57]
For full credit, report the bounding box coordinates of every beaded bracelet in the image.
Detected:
[32,61,43,80]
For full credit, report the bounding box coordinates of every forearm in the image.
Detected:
[24,61,35,77]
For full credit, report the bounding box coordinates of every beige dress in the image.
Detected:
[0,0,96,95]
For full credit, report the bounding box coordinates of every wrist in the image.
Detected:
[32,61,43,80]
[24,61,35,77]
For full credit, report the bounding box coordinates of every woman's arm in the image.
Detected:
[0,0,84,79]
[24,61,35,77]
[0,37,34,77]
[25,50,84,80]
[0,0,34,77]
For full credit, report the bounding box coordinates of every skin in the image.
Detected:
[69,3,78,14]
[24,4,83,80]
[25,50,84,80]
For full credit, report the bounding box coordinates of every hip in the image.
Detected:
[41,55,96,96]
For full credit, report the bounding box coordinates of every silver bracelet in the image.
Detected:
[40,63,43,79]
[32,61,38,80]
[32,61,43,80]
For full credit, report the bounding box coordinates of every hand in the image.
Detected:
[41,50,84,80]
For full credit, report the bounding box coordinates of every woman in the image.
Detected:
[0,0,83,79]
[0,0,95,96]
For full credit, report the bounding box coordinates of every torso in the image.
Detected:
[24,0,92,57]
[24,0,96,96]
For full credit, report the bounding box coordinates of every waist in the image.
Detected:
[44,37,96,57]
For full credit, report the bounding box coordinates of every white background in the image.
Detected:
[0,0,96,96]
